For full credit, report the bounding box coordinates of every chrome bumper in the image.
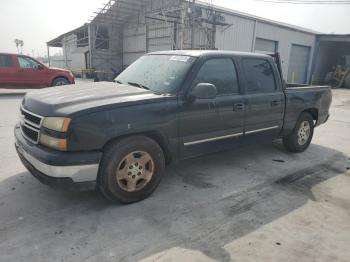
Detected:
[16,141,99,183]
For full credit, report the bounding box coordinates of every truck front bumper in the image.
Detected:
[14,125,101,191]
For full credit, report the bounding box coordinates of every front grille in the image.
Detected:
[21,107,42,127]
[21,109,41,126]
[21,124,39,143]
[20,107,43,144]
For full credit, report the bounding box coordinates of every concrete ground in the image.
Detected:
[0,78,93,96]
[0,89,350,262]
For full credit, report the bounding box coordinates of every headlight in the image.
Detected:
[40,133,67,151]
[42,117,71,132]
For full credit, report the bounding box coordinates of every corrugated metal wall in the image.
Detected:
[62,35,87,69]
[106,2,317,83]
[91,22,122,74]
[215,15,255,52]
[147,22,173,52]
[123,25,147,68]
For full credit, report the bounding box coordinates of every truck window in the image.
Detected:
[242,58,276,93]
[0,55,13,68]
[18,57,40,69]
[116,55,196,94]
[194,58,239,95]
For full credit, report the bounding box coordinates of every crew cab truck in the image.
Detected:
[14,50,332,203]
[0,53,75,88]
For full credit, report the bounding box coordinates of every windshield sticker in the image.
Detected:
[170,56,191,62]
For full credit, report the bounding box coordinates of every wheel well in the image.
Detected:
[101,132,173,165]
[302,108,318,122]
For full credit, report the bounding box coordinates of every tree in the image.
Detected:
[14,39,24,54]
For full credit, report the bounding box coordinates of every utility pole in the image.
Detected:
[211,9,216,49]
[190,0,195,49]
[47,44,51,67]
[180,0,187,49]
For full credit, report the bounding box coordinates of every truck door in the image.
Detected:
[179,57,244,158]
[240,57,284,137]
[0,54,17,87]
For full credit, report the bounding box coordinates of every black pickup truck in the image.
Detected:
[15,50,332,203]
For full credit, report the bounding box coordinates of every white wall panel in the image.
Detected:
[215,14,255,52]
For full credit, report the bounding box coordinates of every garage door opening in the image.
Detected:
[312,35,350,88]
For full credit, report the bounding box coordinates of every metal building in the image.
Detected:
[46,0,348,85]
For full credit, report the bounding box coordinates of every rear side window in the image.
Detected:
[0,55,13,68]
[242,58,276,93]
[194,58,239,95]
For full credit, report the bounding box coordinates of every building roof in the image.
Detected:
[47,0,321,48]
[47,25,88,47]
[196,0,320,35]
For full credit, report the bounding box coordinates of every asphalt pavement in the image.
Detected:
[0,90,350,262]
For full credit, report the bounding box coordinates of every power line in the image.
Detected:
[253,0,350,4]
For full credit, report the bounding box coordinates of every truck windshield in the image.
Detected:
[115,54,196,93]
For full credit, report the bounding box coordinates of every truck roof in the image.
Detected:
[148,50,271,59]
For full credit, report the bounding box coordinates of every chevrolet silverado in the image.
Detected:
[15,50,332,203]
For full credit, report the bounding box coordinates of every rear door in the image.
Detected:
[0,54,16,87]
[240,57,284,137]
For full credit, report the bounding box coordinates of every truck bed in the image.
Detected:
[282,84,332,135]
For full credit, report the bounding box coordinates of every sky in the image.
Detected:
[0,0,349,57]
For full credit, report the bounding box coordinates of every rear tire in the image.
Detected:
[52,77,69,86]
[282,112,314,153]
[98,136,165,204]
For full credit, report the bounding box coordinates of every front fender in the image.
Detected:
[67,100,179,155]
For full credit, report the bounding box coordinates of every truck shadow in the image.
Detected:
[0,141,349,262]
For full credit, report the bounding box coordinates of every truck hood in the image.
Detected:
[22,82,168,116]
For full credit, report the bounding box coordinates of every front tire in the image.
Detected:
[52,77,69,86]
[283,112,314,153]
[98,136,165,204]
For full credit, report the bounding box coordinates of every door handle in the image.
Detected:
[233,103,245,111]
[271,100,280,107]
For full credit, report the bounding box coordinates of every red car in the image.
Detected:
[0,53,75,88]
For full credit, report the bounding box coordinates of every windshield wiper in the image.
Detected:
[127,82,150,90]
[115,80,123,84]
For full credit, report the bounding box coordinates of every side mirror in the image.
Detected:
[189,83,217,100]
[37,65,44,70]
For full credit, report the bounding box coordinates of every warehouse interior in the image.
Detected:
[311,34,350,87]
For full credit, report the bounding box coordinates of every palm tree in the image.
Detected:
[14,39,24,54]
